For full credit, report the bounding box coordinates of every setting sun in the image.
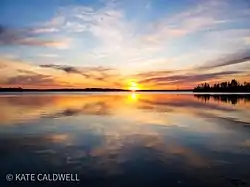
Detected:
[129,81,139,91]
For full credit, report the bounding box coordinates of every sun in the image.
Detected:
[129,81,139,91]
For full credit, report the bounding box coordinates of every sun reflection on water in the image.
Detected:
[130,92,138,101]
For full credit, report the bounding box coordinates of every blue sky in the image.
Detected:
[0,0,250,89]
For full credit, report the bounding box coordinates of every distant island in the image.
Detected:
[0,88,128,92]
[193,79,250,92]
[0,87,192,92]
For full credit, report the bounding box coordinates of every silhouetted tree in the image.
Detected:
[194,79,250,92]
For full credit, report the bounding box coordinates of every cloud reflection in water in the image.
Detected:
[0,93,250,187]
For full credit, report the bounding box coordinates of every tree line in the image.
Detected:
[194,79,250,92]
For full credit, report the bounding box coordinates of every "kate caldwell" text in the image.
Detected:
[7,173,80,182]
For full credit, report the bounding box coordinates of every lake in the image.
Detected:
[0,92,250,187]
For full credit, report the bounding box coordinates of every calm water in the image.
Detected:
[0,93,250,187]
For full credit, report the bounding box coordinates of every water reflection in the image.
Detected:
[130,92,138,101]
[0,93,250,187]
[194,94,250,105]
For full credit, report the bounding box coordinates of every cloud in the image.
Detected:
[0,57,126,89]
[138,71,244,87]
[38,3,162,69]
[199,49,250,69]
[38,54,59,58]
[0,25,69,49]
[31,28,59,34]
[29,16,65,34]
[133,48,250,87]
[10,0,247,74]
[39,64,120,83]
[142,0,230,44]
[5,74,56,87]
[16,38,69,49]
[1,57,127,88]
[245,37,250,45]
[135,70,178,80]
[1,0,250,77]
[40,64,89,77]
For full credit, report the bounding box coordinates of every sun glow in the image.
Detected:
[129,81,139,91]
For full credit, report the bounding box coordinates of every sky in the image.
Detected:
[0,0,250,89]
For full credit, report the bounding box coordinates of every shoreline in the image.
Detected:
[1,90,250,95]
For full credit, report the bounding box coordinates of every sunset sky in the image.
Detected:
[0,0,250,89]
